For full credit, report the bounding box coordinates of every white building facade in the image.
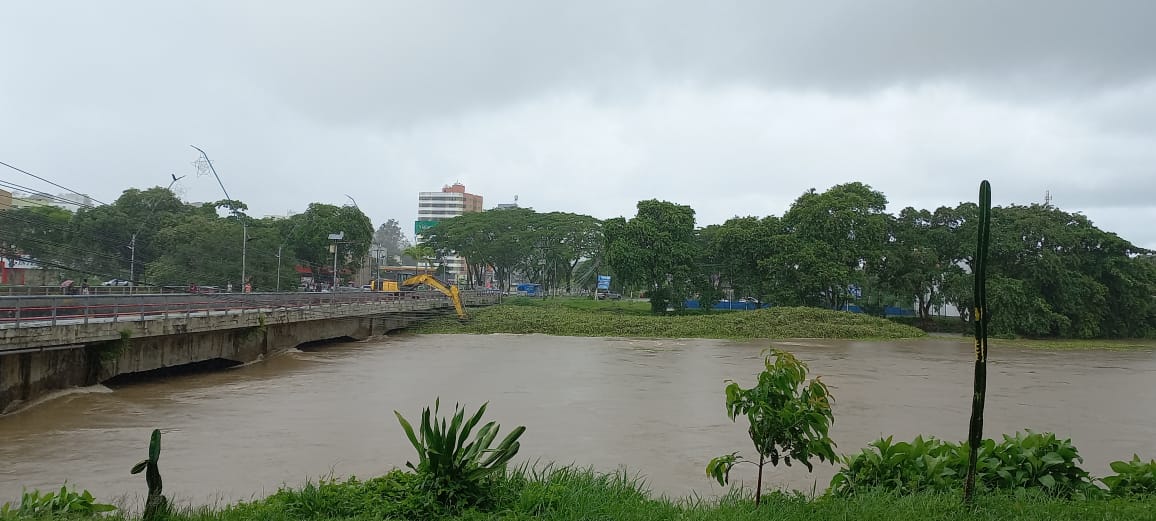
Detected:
[416,183,483,282]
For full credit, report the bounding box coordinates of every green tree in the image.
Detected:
[284,203,373,284]
[779,183,889,310]
[0,205,74,269]
[707,349,837,507]
[706,216,782,304]
[877,206,971,319]
[373,218,413,266]
[603,200,699,313]
[403,245,436,269]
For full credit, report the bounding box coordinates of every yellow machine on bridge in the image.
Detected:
[369,272,467,320]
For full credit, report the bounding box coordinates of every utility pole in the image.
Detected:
[129,233,136,293]
[241,222,249,290]
[275,244,283,291]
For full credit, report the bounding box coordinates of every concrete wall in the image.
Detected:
[0,294,497,414]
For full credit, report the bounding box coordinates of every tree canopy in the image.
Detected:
[0,187,373,291]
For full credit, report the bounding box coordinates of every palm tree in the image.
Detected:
[403,245,436,269]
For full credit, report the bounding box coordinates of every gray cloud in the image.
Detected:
[2,1,1155,249]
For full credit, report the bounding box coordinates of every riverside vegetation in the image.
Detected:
[4,346,1155,521]
[414,297,925,339]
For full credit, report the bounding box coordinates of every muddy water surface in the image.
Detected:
[2,334,1154,506]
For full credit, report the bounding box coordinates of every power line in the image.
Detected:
[0,160,108,206]
[0,178,98,210]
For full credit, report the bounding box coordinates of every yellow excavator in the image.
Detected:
[369,273,467,320]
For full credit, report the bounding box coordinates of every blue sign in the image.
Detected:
[597,275,611,290]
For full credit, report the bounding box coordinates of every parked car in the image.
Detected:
[102,278,132,286]
[596,290,622,300]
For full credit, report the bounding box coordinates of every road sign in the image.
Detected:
[597,275,611,290]
[415,220,438,235]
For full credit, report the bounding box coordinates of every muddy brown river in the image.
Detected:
[2,334,1155,506]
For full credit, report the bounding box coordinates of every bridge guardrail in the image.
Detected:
[0,290,498,329]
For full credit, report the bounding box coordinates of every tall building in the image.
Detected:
[416,183,483,282]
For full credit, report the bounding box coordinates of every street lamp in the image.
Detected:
[328,232,344,290]
[191,145,248,291]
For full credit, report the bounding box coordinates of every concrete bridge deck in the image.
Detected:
[0,290,499,414]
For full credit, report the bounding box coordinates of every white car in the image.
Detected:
[102,278,132,286]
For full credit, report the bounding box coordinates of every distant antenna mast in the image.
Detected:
[514,194,518,203]
[1044,190,1052,207]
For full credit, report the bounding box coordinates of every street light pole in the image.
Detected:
[129,233,136,294]
[191,145,248,291]
[241,222,248,290]
[328,232,345,290]
[276,244,283,291]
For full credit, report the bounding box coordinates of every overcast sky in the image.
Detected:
[2,1,1155,248]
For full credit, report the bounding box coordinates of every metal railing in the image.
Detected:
[0,285,187,297]
[0,290,498,329]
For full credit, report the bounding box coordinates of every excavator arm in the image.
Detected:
[399,274,467,320]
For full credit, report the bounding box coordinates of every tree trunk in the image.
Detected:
[755,454,764,507]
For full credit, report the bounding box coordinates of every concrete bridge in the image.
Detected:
[0,290,500,414]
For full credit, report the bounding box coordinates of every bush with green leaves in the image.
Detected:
[828,435,963,496]
[226,471,437,520]
[706,348,836,506]
[1101,455,1156,497]
[830,430,1098,498]
[0,486,115,519]
[395,399,526,509]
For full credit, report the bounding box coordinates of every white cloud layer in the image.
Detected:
[2,1,1154,247]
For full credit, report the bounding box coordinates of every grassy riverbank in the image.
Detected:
[70,466,1156,521]
[414,297,925,339]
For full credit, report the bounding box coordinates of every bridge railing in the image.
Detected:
[0,285,185,297]
[0,290,492,329]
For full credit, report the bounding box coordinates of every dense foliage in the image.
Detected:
[413,298,925,339]
[603,200,701,313]
[0,487,114,519]
[1102,455,1156,497]
[4,180,1153,338]
[13,466,1156,521]
[830,431,1099,498]
[421,208,601,291]
[0,187,373,290]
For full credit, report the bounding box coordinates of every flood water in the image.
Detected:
[2,334,1155,506]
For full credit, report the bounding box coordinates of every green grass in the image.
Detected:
[416,298,925,339]
[927,335,1156,351]
[49,466,1156,521]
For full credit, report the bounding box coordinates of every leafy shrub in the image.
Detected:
[228,471,435,519]
[980,431,1095,496]
[829,435,962,496]
[831,431,1098,498]
[0,486,115,519]
[707,349,836,506]
[395,399,526,509]
[416,303,925,339]
[1101,455,1156,496]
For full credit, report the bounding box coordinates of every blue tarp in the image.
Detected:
[684,300,768,310]
[840,304,916,317]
